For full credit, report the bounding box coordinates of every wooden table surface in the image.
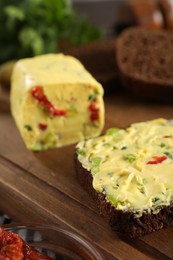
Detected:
[1,88,173,260]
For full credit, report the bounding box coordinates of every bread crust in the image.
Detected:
[75,154,173,238]
[116,27,173,102]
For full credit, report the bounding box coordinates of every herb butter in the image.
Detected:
[10,54,104,150]
[76,118,173,214]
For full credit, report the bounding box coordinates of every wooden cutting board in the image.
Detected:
[0,88,173,259]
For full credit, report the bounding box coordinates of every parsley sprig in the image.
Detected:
[0,0,103,63]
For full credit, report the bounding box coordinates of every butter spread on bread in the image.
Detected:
[10,54,104,150]
[76,118,173,216]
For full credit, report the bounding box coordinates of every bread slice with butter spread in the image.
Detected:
[10,54,104,150]
[75,118,173,238]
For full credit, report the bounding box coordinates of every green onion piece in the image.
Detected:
[124,154,136,163]
[106,194,120,206]
[33,142,44,151]
[90,157,102,174]
[91,166,99,174]
[106,128,120,136]
[91,157,102,166]
[77,149,86,156]
[44,132,57,144]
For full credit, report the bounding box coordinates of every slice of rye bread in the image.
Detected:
[75,155,173,238]
[75,119,173,238]
[116,27,173,101]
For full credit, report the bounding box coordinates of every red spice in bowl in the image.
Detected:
[1,223,106,260]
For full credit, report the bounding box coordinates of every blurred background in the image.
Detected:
[1,0,173,90]
[72,0,129,36]
[73,0,173,36]
[1,0,173,64]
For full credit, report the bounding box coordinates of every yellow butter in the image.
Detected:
[10,54,104,150]
[77,118,173,215]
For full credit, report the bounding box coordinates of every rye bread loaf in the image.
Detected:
[75,119,173,238]
[116,27,173,101]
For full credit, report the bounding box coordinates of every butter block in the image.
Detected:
[10,54,104,150]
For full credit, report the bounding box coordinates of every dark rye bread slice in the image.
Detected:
[116,27,173,101]
[75,119,173,238]
[75,155,173,238]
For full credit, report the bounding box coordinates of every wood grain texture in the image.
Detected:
[0,89,173,259]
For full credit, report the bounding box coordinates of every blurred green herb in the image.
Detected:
[77,149,86,156]
[164,151,173,159]
[106,128,120,136]
[24,124,32,131]
[90,157,102,174]
[0,0,103,63]
[124,154,137,163]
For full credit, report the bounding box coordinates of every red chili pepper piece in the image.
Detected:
[89,100,99,112]
[89,100,99,121]
[38,123,48,130]
[31,86,44,101]
[90,111,99,121]
[31,86,67,117]
[147,155,167,165]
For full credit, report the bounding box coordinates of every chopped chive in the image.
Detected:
[121,145,127,150]
[140,190,145,194]
[152,197,162,205]
[88,93,97,102]
[124,154,136,163]
[152,197,159,203]
[164,151,173,159]
[24,124,32,131]
[160,143,166,148]
[107,172,113,177]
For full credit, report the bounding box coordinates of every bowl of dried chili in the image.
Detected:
[1,223,106,260]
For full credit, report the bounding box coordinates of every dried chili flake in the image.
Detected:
[38,123,48,130]
[0,226,53,259]
[147,155,167,165]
